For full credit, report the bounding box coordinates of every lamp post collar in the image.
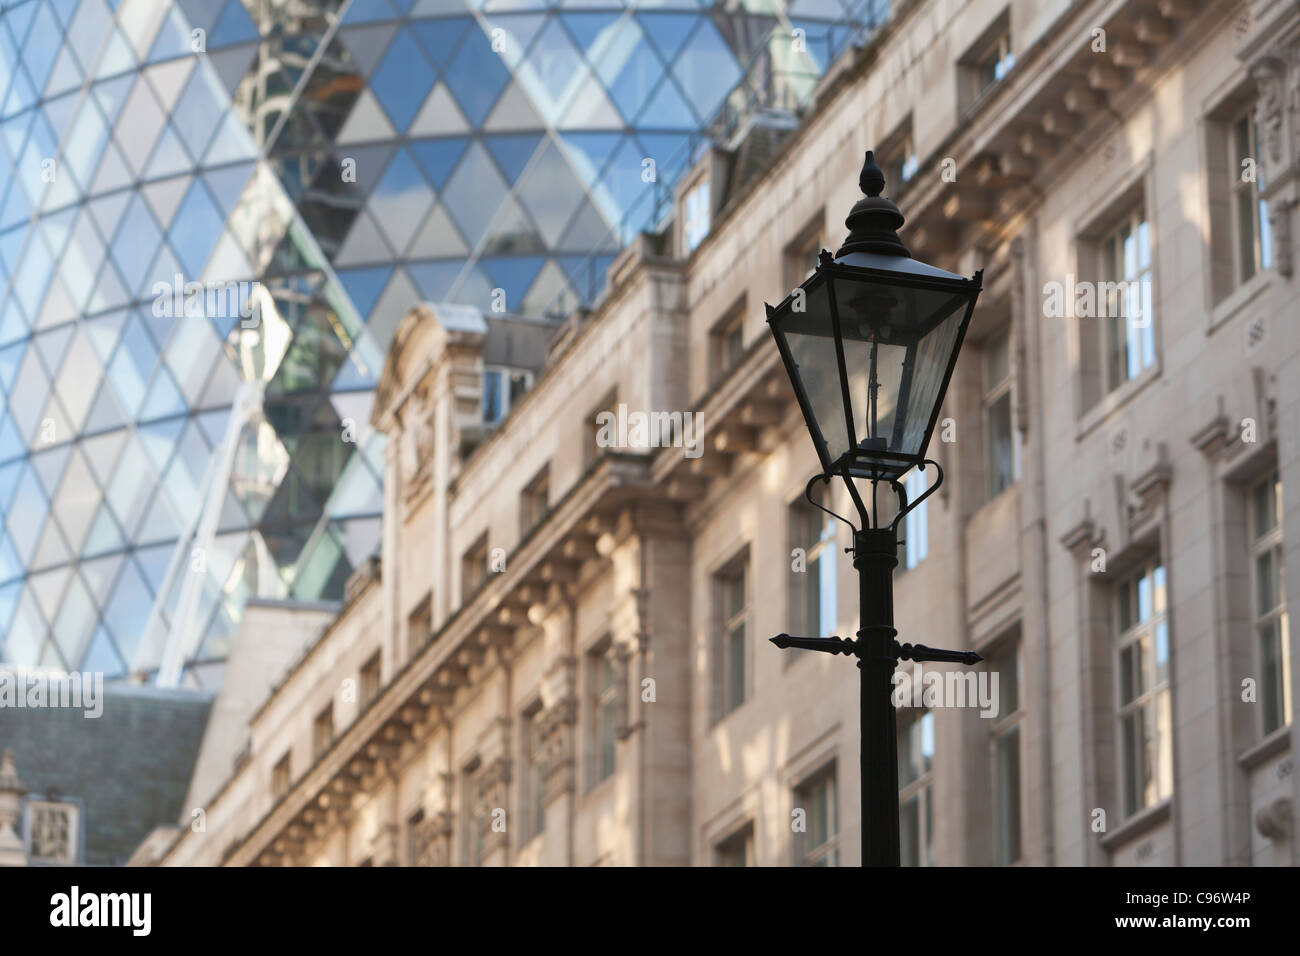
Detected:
[834,150,911,260]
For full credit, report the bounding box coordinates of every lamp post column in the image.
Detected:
[854,526,901,867]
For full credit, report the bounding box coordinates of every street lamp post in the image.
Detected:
[765,150,985,867]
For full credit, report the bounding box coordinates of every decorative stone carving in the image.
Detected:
[0,749,27,867]
[413,811,453,867]
[400,389,434,491]
[538,697,577,803]
[1251,54,1287,167]
[473,756,512,854]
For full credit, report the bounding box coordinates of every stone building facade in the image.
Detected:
[144,0,1299,867]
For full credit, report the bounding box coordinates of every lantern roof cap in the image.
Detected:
[833,250,967,283]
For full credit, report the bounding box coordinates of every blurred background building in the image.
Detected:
[0,0,881,687]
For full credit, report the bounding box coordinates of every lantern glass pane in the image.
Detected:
[832,274,968,459]
[776,280,853,464]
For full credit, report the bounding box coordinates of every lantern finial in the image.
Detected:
[859,150,885,197]
[836,147,910,259]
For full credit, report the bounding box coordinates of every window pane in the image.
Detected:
[900,795,920,866]
[987,391,1013,498]
[728,622,745,711]
[995,726,1021,865]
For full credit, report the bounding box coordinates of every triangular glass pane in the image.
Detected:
[336,88,398,145]
[337,22,399,77]
[409,136,469,190]
[407,203,471,258]
[409,16,473,69]
[408,83,470,137]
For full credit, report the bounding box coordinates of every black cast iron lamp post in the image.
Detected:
[765,150,984,867]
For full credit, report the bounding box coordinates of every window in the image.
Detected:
[1230,107,1272,286]
[313,702,334,760]
[520,465,550,537]
[901,468,929,570]
[713,555,749,720]
[987,643,1022,865]
[461,534,489,602]
[462,762,485,867]
[25,800,79,864]
[589,642,618,786]
[684,178,711,252]
[715,823,755,866]
[360,651,381,709]
[522,703,547,841]
[789,484,837,637]
[782,221,823,292]
[272,752,292,800]
[1100,206,1154,392]
[1115,563,1172,818]
[961,14,1014,107]
[406,808,425,866]
[898,709,934,866]
[984,331,1018,498]
[1250,472,1291,735]
[585,389,618,468]
[408,594,431,657]
[482,366,532,427]
[795,765,839,866]
[884,132,919,189]
[709,306,746,383]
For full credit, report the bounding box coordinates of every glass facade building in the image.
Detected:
[0,0,882,686]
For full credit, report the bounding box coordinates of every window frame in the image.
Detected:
[712,549,750,722]
[1249,471,1291,736]
[794,763,840,866]
[897,708,935,866]
[983,328,1019,499]
[1099,204,1155,394]
[986,641,1023,865]
[1228,106,1272,288]
[1113,562,1173,819]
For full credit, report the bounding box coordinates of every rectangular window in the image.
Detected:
[961,13,1014,108]
[520,465,550,537]
[523,704,547,840]
[710,307,746,383]
[461,534,489,602]
[360,651,381,710]
[26,800,79,864]
[984,331,1017,498]
[685,179,711,252]
[884,132,919,189]
[408,594,431,657]
[789,484,837,638]
[1101,206,1155,392]
[715,823,754,866]
[1250,472,1291,735]
[898,710,934,866]
[585,389,618,468]
[590,642,618,786]
[313,702,334,760]
[902,468,929,570]
[406,808,425,866]
[713,555,749,720]
[988,643,1022,865]
[1116,563,1172,818]
[482,366,533,427]
[272,752,291,800]
[782,222,823,293]
[462,763,484,868]
[796,765,839,866]
[1230,108,1272,286]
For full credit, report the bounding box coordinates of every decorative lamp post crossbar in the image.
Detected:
[764,150,985,867]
